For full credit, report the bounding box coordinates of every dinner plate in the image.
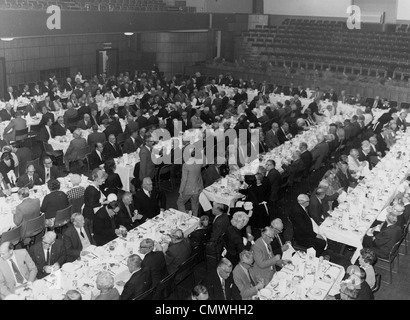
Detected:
[259,288,274,299]
[309,287,322,297]
[276,271,287,280]
[61,262,75,273]
[10,187,19,193]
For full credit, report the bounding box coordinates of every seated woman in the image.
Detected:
[223,211,252,266]
[93,271,120,300]
[359,248,377,289]
[0,152,16,187]
[101,158,123,197]
[40,179,70,228]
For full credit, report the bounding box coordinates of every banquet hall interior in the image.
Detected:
[0,0,410,301]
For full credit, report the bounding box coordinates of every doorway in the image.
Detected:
[96,49,119,76]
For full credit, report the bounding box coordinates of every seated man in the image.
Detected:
[63,213,95,263]
[133,177,166,222]
[16,164,42,188]
[201,257,241,300]
[252,227,290,284]
[93,201,121,246]
[270,218,291,257]
[118,254,152,300]
[88,142,106,171]
[14,187,40,241]
[362,211,402,259]
[232,250,265,300]
[140,238,168,287]
[28,231,66,279]
[156,229,191,275]
[116,192,140,231]
[0,241,37,299]
[289,194,326,256]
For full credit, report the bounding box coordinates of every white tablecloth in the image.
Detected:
[258,253,345,300]
[319,130,410,263]
[13,208,198,300]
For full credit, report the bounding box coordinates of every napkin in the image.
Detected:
[306,247,316,260]
[282,244,296,261]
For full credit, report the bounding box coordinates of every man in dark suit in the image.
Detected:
[138,135,156,181]
[310,133,329,171]
[265,122,280,151]
[270,219,290,257]
[87,125,106,148]
[277,122,291,145]
[0,103,15,121]
[36,118,53,143]
[119,255,152,300]
[16,164,42,188]
[160,228,192,275]
[62,77,74,92]
[265,160,282,219]
[102,134,123,160]
[102,119,122,140]
[363,211,402,259]
[206,203,230,259]
[308,188,327,225]
[37,156,60,184]
[77,114,92,130]
[289,194,326,256]
[62,212,95,262]
[299,142,313,175]
[133,177,166,222]
[122,131,139,154]
[202,257,242,300]
[140,238,168,287]
[124,115,139,136]
[93,201,121,246]
[28,231,67,279]
[397,111,408,132]
[51,116,68,137]
[336,161,357,191]
[89,142,106,171]
[90,108,101,126]
[201,164,222,189]
[116,192,139,231]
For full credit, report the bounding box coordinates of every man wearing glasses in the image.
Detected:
[0,241,37,299]
[270,218,292,257]
[28,231,67,279]
[16,164,42,188]
[37,156,60,184]
[252,227,291,285]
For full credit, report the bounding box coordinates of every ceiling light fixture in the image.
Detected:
[124,32,134,36]
[0,38,14,41]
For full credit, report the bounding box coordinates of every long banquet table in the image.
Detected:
[319,129,410,263]
[11,208,199,300]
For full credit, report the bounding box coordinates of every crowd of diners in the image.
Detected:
[0,67,408,300]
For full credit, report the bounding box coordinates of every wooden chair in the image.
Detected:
[375,238,404,284]
[1,225,23,246]
[22,214,46,248]
[133,286,155,300]
[156,164,174,192]
[174,253,197,299]
[52,205,72,236]
[152,272,176,300]
[69,196,84,214]
[42,141,64,165]
[12,128,29,147]
[372,273,382,293]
